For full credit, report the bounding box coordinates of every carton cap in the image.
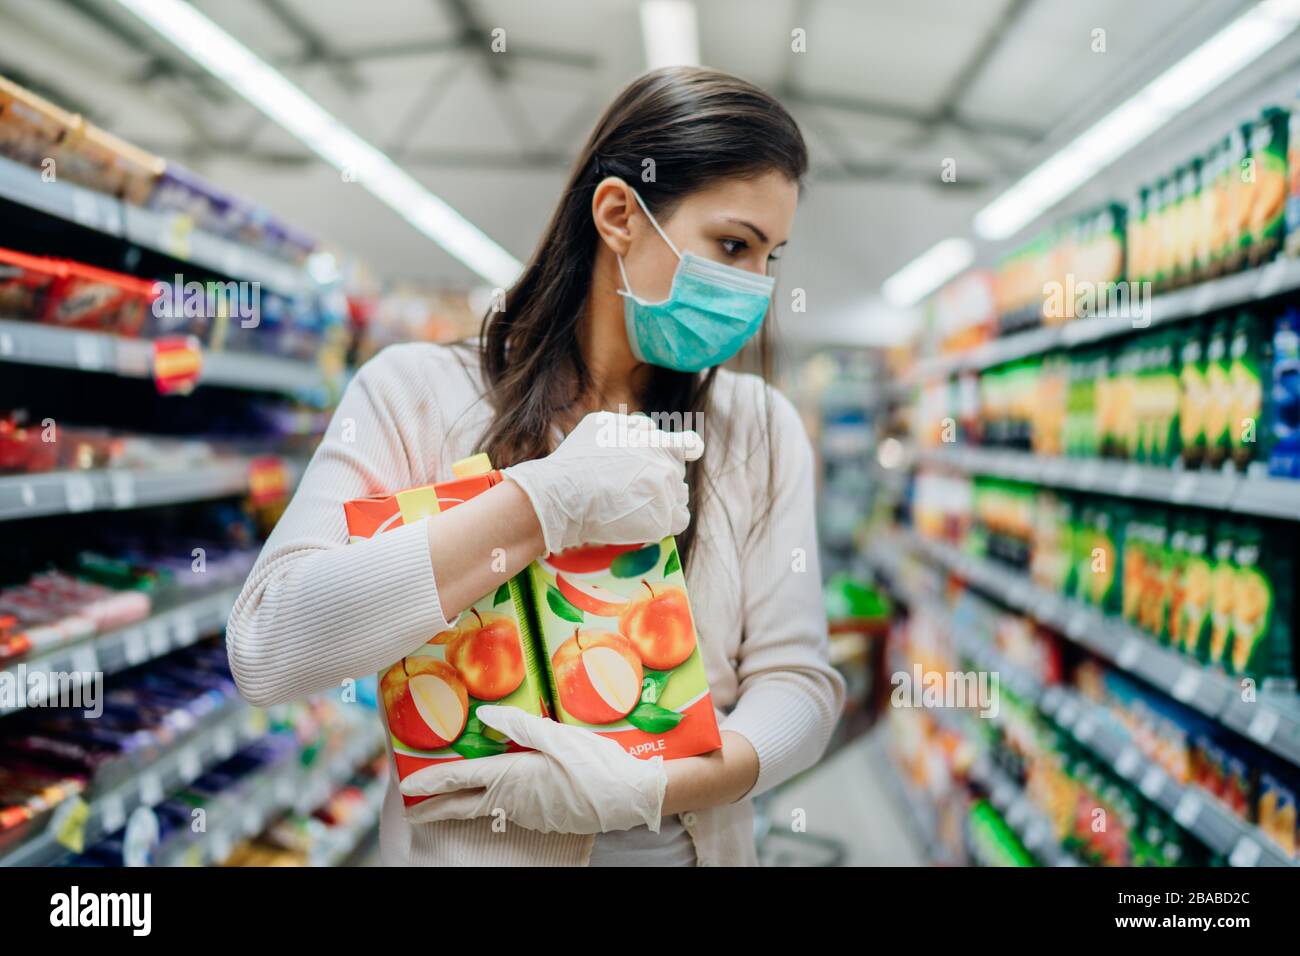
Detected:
[451,453,493,478]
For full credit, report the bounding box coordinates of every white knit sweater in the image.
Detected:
[226,342,845,866]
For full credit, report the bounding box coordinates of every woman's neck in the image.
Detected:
[572,250,653,418]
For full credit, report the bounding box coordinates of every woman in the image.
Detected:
[226,66,845,867]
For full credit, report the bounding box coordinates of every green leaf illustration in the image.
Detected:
[452,732,509,759]
[610,543,661,578]
[493,582,511,607]
[625,701,684,734]
[663,547,681,577]
[640,669,672,704]
[546,583,584,622]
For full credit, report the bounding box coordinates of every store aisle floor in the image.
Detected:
[762,729,928,867]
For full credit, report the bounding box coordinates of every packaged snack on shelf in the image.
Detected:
[1269,309,1300,479]
[1178,321,1211,469]
[1203,317,1234,471]
[48,260,157,337]
[1246,108,1289,266]
[1228,524,1294,688]
[0,75,77,171]
[343,455,548,808]
[1258,769,1298,859]
[0,246,66,321]
[526,537,723,761]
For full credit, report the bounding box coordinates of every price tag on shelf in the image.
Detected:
[151,336,203,396]
[138,772,164,807]
[1255,259,1289,299]
[72,333,105,372]
[164,213,194,260]
[1117,638,1143,670]
[1171,472,1198,504]
[64,474,95,513]
[50,795,91,853]
[1247,707,1280,746]
[1172,668,1201,703]
[123,628,148,666]
[1115,747,1142,780]
[177,746,201,782]
[210,831,232,864]
[1173,792,1202,829]
[1073,715,1097,743]
[213,725,237,759]
[245,709,270,738]
[1191,282,1218,316]
[99,793,126,834]
[147,620,169,657]
[247,456,289,506]
[0,331,13,357]
[173,612,198,647]
[1229,836,1263,868]
[108,471,135,509]
[1067,611,1090,641]
[70,189,105,231]
[123,806,160,867]
[1118,466,1143,497]
[1140,767,1165,801]
[71,645,97,677]
[19,482,36,508]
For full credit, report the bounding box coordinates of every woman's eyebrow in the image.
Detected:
[723,217,769,244]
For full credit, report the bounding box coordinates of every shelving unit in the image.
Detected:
[0,155,310,297]
[0,318,339,397]
[0,585,242,717]
[917,447,1300,521]
[866,531,1300,867]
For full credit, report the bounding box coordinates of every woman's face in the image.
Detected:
[602,170,799,303]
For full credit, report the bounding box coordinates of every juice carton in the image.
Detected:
[525,539,722,760]
[1228,311,1272,474]
[1247,108,1289,266]
[1228,524,1294,690]
[344,455,549,805]
[1269,309,1300,480]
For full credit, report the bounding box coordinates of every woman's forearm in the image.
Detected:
[660,731,760,815]
[426,477,547,619]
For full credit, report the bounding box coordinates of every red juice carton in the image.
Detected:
[344,454,548,806]
[526,539,722,760]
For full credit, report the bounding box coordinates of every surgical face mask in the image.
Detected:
[617,188,774,373]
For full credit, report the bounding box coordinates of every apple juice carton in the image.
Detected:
[344,454,548,806]
[526,538,722,760]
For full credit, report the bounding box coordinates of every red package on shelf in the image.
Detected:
[47,260,158,337]
[0,247,66,321]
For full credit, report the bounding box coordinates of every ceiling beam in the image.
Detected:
[257,0,365,93]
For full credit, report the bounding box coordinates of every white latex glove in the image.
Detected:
[399,705,668,835]
[501,411,703,555]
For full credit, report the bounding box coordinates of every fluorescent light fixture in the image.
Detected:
[881,238,975,307]
[975,0,1300,240]
[113,0,523,287]
[640,0,700,68]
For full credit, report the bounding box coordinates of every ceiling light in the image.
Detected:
[975,0,1300,240]
[881,238,975,307]
[640,0,700,69]
[113,0,523,287]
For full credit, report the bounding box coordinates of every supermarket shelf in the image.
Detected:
[870,531,1300,772]
[0,154,309,296]
[899,256,1300,387]
[0,585,242,717]
[0,456,301,523]
[917,446,1300,521]
[968,757,1079,867]
[867,732,958,866]
[0,318,339,396]
[1038,685,1296,869]
[160,714,385,867]
[0,701,269,867]
[318,775,387,867]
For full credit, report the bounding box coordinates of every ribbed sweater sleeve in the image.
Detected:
[226,346,459,707]
[719,388,846,798]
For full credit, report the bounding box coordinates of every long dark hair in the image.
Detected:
[472,66,807,569]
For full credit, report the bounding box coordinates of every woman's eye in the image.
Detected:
[767,248,784,262]
[720,238,746,256]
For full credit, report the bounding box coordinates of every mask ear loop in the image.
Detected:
[617,187,682,302]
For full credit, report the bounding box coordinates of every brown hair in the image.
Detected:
[469,66,807,568]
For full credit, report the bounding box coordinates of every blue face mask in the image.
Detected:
[617,188,775,373]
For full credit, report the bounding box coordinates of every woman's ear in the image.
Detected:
[592,176,635,257]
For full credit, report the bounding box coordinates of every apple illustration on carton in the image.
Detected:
[619,581,696,670]
[552,629,644,724]
[556,573,631,617]
[436,608,526,701]
[380,657,469,750]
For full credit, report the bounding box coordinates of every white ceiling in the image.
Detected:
[1,0,1296,348]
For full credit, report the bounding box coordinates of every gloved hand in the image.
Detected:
[502,411,703,555]
[399,705,668,835]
